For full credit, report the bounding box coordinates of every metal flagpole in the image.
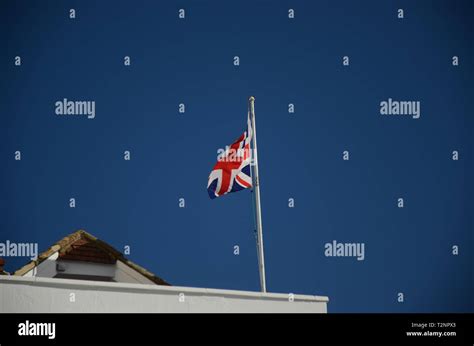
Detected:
[249,96,267,293]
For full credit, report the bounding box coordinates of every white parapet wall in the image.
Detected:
[0,276,328,313]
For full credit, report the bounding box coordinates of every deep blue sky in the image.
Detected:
[0,0,472,312]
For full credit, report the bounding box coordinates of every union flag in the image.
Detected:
[207,114,253,199]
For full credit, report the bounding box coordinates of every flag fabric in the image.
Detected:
[207,114,253,199]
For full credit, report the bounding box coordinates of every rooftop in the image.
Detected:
[13,229,170,286]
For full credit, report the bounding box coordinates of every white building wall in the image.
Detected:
[55,260,116,278]
[114,261,156,285]
[22,252,59,277]
[21,252,160,285]
[0,276,328,313]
